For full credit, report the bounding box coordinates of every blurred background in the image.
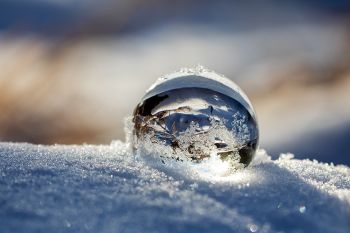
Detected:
[0,0,349,165]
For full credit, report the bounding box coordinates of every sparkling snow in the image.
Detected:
[0,142,349,233]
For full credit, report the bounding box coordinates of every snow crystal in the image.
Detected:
[299,206,306,213]
[0,142,349,233]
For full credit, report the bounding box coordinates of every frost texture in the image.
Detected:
[0,142,350,233]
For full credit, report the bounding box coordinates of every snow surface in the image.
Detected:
[0,142,349,233]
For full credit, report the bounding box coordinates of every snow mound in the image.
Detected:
[0,142,349,233]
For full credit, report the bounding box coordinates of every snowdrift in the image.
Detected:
[0,142,349,233]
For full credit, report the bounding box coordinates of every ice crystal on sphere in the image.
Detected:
[132,65,259,172]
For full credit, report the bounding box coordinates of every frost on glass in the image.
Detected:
[132,66,259,171]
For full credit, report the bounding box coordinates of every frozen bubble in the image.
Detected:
[132,66,259,173]
[299,205,306,213]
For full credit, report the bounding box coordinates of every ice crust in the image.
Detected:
[0,142,349,233]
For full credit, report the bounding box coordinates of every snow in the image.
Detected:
[0,142,349,233]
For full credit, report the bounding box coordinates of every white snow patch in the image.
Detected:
[0,142,349,233]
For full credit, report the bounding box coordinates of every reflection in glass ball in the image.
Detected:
[132,66,259,171]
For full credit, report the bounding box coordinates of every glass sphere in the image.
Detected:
[132,66,259,170]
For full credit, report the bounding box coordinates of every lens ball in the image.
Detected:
[132,66,259,170]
